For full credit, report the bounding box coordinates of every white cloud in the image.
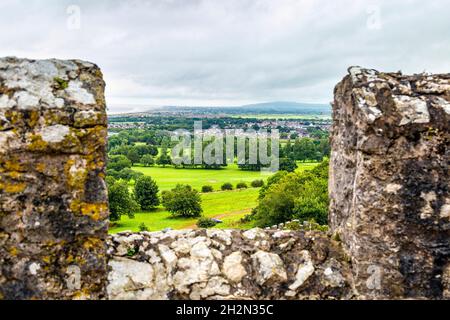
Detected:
[0,0,449,112]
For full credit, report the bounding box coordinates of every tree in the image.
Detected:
[293,176,329,225]
[107,155,132,171]
[156,147,172,167]
[127,148,141,165]
[134,176,160,211]
[108,181,140,221]
[161,184,202,218]
[251,160,329,227]
[279,158,298,172]
[141,154,155,167]
[294,138,316,162]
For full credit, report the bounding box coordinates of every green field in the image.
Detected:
[109,162,318,233]
[109,188,259,233]
[132,163,269,191]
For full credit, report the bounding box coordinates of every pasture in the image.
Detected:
[132,163,268,191]
[109,162,319,233]
[109,188,259,233]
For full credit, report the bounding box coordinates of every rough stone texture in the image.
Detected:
[330,67,450,299]
[106,229,353,300]
[1,60,449,300]
[0,57,108,299]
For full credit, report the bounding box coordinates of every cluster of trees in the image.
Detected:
[246,159,329,227]
[107,174,204,222]
[107,176,160,221]
[108,129,168,149]
[281,137,330,163]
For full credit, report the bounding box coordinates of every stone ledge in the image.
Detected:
[106,229,353,300]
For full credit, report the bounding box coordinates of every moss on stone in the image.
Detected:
[54,77,69,90]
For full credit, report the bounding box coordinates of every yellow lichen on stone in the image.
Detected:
[7,171,22,179]
[26,110,40,128]
[83,237,103,250]
[27,134,49,152]
[80,203,108,221]
[9,247,19,256]
[1,182,27,193]
[65,158,88,190]
[42,256,51,264]
[3,160,24,172]
[36,163,46,173]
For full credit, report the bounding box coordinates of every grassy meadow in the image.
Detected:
[132,163,268,191]
[109,162,318,233]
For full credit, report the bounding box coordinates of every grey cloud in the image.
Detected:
[0,0,449,113]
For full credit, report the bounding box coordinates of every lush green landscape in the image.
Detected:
[109,187,259,233]
[131,163,267,191]
[106,111,330,234]
[108,162,319,233]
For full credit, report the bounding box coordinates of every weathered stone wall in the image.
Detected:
[330,67,450,299]
[106,229,352,300]
[1,59,449,300]
[0,58,109,299]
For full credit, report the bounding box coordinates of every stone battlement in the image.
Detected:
[0,58,449,300]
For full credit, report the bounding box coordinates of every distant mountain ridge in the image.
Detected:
[155,101,331,115]
[237,101,331,113]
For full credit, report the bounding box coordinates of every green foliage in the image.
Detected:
[139,222,149,232]
[283,220,329,232]
[134,176,160,211]
[251,160,329,227]
[236,182,248,189]
[281,136,330,162]
[279,157,298,172]
[161,184,202,218]
[196,217,218,229]
[221,182,233,191]
[140,154,155,167]
[251,179,265,188]
[107,167,143,182]
[107,155,132,171]
[201,185,214,193]
[156,146,172,167]
[105,175,116,187]
[108,181,140,221]
[258,171,288,199]
[127,148,141,165]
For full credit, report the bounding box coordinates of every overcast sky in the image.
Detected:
[0,0,449,113]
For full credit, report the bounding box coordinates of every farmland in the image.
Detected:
[108,162,318,233]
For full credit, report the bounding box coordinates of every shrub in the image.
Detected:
[201,185,214,193]
[279,157,298,172]
[139,222,149,232]
[196,217,217,229]
[134,176,160,210]
[221,182,233,191]
[162,184,202,218]
[251,160,329,227]
[105,175,116,187]
[251,179,265,188]
[236,182,248,189]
